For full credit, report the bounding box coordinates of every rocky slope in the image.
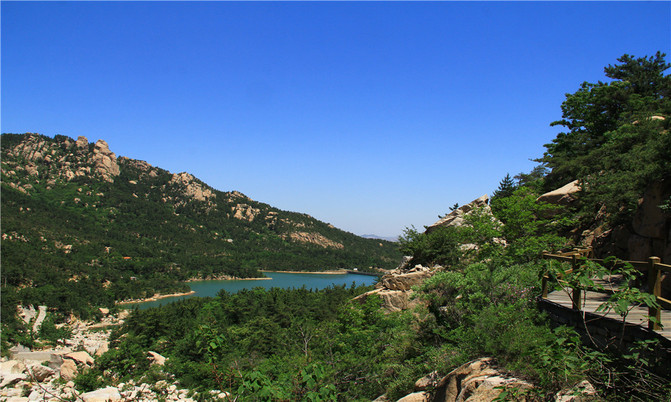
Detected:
[0,309,223,402]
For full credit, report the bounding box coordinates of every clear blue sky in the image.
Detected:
[2,1,670,238]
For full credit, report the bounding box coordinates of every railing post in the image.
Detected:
[541,275,548,299]
[571,253,581,310]
[647,256,662,331]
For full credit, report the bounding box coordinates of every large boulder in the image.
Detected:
[80,386,122,402]
[380,269,434,291]
[147,351,166,366]
[64,351,94,366]
[537,180,581,206]
[26,363,55,382]
[59,359,78,381]
[431,358,534,402]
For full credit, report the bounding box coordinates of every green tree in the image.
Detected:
[491,173,516,202]
[541,52,671,189]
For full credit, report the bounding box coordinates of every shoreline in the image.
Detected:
[261,269,349,275]
[117,290,196,305]
[185,276,271,282]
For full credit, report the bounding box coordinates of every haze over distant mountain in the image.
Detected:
[361,234,399,242]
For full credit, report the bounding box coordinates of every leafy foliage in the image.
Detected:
[540,52,671,223]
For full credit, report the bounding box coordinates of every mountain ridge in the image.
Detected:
[1,132,401,315]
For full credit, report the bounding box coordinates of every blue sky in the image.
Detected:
[2,1,670,238]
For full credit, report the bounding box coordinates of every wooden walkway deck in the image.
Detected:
[546,280,671,340]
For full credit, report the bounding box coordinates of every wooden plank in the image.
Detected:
[546,288,671,340]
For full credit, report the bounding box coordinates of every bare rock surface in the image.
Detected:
[399,358,534,402]
[537,180,581,206]
[148,351,166,366]
[355,261,438,312]
[64,351,94,366]
[81,386,122,402]
[426,195,490,233]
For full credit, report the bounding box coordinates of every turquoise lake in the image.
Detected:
[124,271,379,310]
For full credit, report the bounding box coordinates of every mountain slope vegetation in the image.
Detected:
[1,133,400,319]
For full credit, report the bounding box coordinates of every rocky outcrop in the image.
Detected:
[397,358,534,402]
[286,231,344,250]
[91,140,120,182]
[232,203,261,222]
[380,269,434,291]
[354,262,437,313]
[169,172,215,205]
[425,195,505,257]
[2,133,121,184]
[538,180,581,206]
[147,351,166,366]
[426,195,490,233]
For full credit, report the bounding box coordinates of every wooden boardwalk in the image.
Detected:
[541,251,671,343]
[546,283,671,340]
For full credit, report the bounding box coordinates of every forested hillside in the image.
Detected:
[2,53,669,402]
[1,133,400,318]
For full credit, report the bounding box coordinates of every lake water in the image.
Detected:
[124,271,379,310]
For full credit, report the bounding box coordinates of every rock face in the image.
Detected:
[170,172,215,203]
[380,269,434,291]
[91,140,120,182]
[232,203,261,222]
[587,180,670,265]
[425,195,505,257]
[286,231,344,250]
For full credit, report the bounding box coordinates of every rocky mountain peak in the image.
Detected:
[169,172,215,203]
[91,139,120,182]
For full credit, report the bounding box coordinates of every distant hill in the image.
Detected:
[1,133,401,314]
[361,234,398,242]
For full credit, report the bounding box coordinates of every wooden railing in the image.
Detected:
[541,249,671,331]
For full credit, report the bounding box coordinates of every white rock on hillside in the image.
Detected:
[537,180,581,206]
[64,351,94,366]
[81,386,122,402]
